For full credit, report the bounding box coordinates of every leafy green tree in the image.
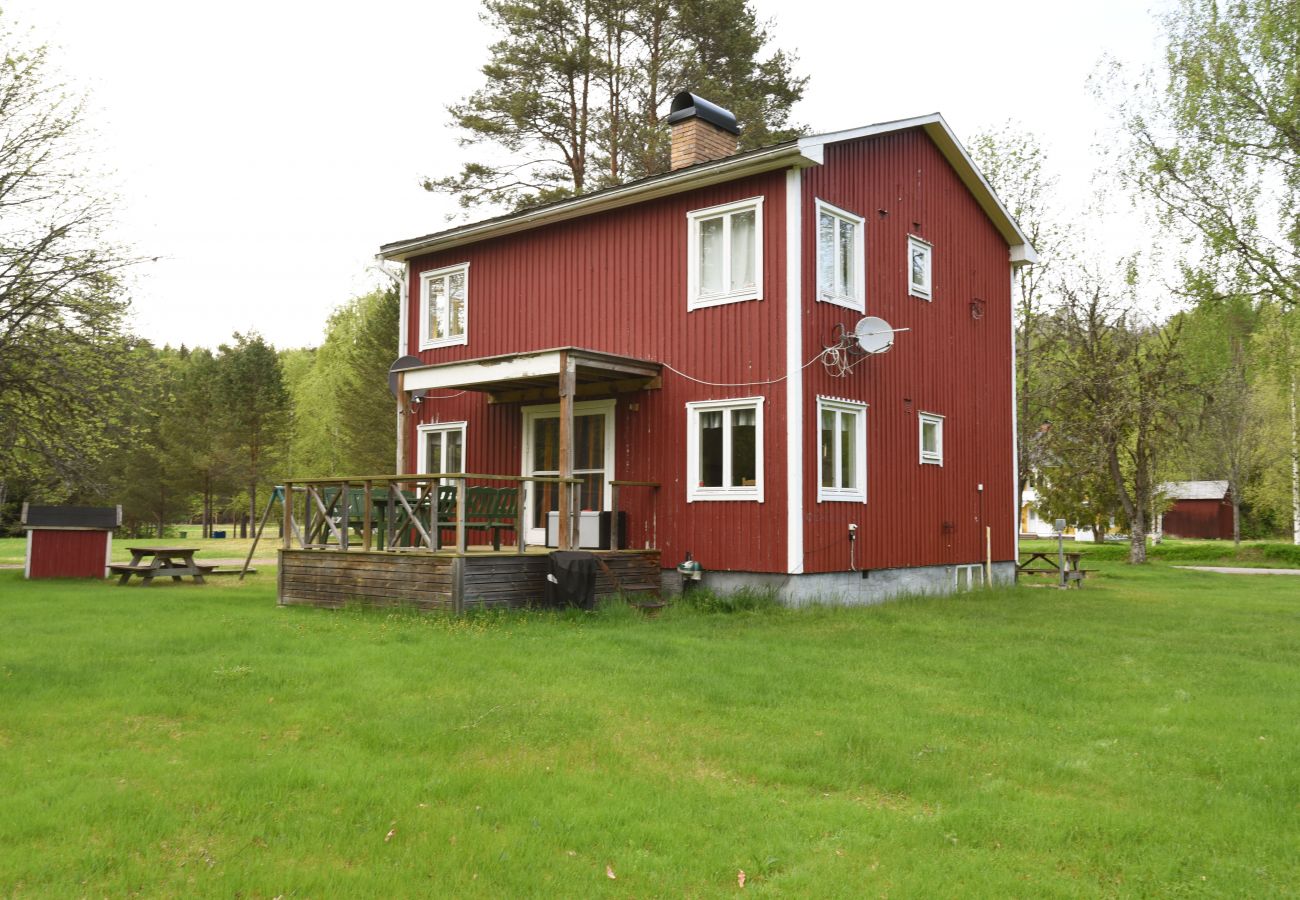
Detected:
[1106,0,1300,540]
[215,333,289,536]
[1036,267,1198,563]
[969,123,1072,517]
[286,285,399,477]
[425,0,807,210]
[0,14,137,518]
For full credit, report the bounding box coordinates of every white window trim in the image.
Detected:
[416,421,467,479]
[919,411,944,466]
[816,397,867,503]
[814,199,866,312]
[908,235,932,301]
[418,262,470,350]
[686,196,765,310]
[686,396,765,502]
[954,563,983,591]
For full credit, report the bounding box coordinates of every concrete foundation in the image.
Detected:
[662,561,1017,607]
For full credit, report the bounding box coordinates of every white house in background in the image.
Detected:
[1019,487,1100,541]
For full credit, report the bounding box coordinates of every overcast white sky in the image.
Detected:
[13,0,1167,350]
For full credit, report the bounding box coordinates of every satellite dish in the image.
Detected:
[853,316,897,355]
[388,355,423,397]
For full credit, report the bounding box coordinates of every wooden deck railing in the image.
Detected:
[281,473,583,554]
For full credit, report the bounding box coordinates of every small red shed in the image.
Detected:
[1158,481,1233,540]
[21,504,121,579]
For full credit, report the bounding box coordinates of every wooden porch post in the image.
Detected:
[558,351,576,551]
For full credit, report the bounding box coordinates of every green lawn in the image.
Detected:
[1,560,1297,896]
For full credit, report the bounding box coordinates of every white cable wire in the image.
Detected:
[659,346,839,387]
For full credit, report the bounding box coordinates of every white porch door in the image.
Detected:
[521,399,615,545]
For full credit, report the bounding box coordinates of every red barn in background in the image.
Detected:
[376,94,1036,604]
[22,505,120,579]
[1159,481,1234,540]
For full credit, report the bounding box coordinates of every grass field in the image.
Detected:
[0,532,279,567]
[1,555,1298,895]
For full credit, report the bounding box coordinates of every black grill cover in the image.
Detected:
[545,551,598,610]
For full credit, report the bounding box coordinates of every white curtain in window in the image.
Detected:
[699,217,724,295]
[730,210,756,291]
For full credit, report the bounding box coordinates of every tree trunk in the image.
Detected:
[1093,517,1108,543]
[1232,494,1241,546]
[1291,373,1299,545]
[1129,505,1148,564]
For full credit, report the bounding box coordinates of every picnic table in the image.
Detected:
[1017,551,1088,587]
[110,546,209,585]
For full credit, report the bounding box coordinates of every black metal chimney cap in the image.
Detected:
[666,91,740,135]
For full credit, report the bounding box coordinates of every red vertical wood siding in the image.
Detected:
[1163,499,1233,540]
[27,530,109,578]
[405,172,790,574]
[799,131,1016,573]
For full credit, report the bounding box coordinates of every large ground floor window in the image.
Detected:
[686,397,764,502]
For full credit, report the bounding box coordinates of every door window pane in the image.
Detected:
[574,414,604,469]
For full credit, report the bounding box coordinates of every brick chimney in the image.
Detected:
[667,92,740,170]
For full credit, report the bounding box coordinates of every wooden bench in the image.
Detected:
[434,485,519,551]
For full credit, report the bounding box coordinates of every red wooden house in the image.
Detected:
[277,93,1034,610]
[1158,481,1234,540]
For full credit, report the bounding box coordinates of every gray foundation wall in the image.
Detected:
[661,561,1017,607]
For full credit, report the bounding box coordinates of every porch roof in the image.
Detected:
[395,347,662,404]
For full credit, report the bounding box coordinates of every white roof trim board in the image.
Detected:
[380,113,1037,266]
[1159,480,1230,501]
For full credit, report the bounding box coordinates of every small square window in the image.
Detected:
[419,263,469,349]
[919,412,943,465]
[817,397,867,502]
[815,200,865,311]
[687,198,764,309]
[908,235,932,301]
[686,397,764,501]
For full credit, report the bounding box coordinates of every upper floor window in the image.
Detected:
[908,236,932,301]
[818,397,867,502]
[687,197,764,309]
[919,411,944,465]
[816,200,865,311]
[419,263,469,349]
[686,397,764,501]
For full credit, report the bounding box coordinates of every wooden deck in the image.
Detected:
[277,547,661,613]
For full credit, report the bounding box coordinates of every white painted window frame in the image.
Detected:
[954,563,983,591]
[417,421,467,482]
[815,199,866,311]
[908,235,933,301]
[686,196,765,310]
[686,396,765,502]
[418,262,470,349]
[919,411,944,466]
[816,397,867,503]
